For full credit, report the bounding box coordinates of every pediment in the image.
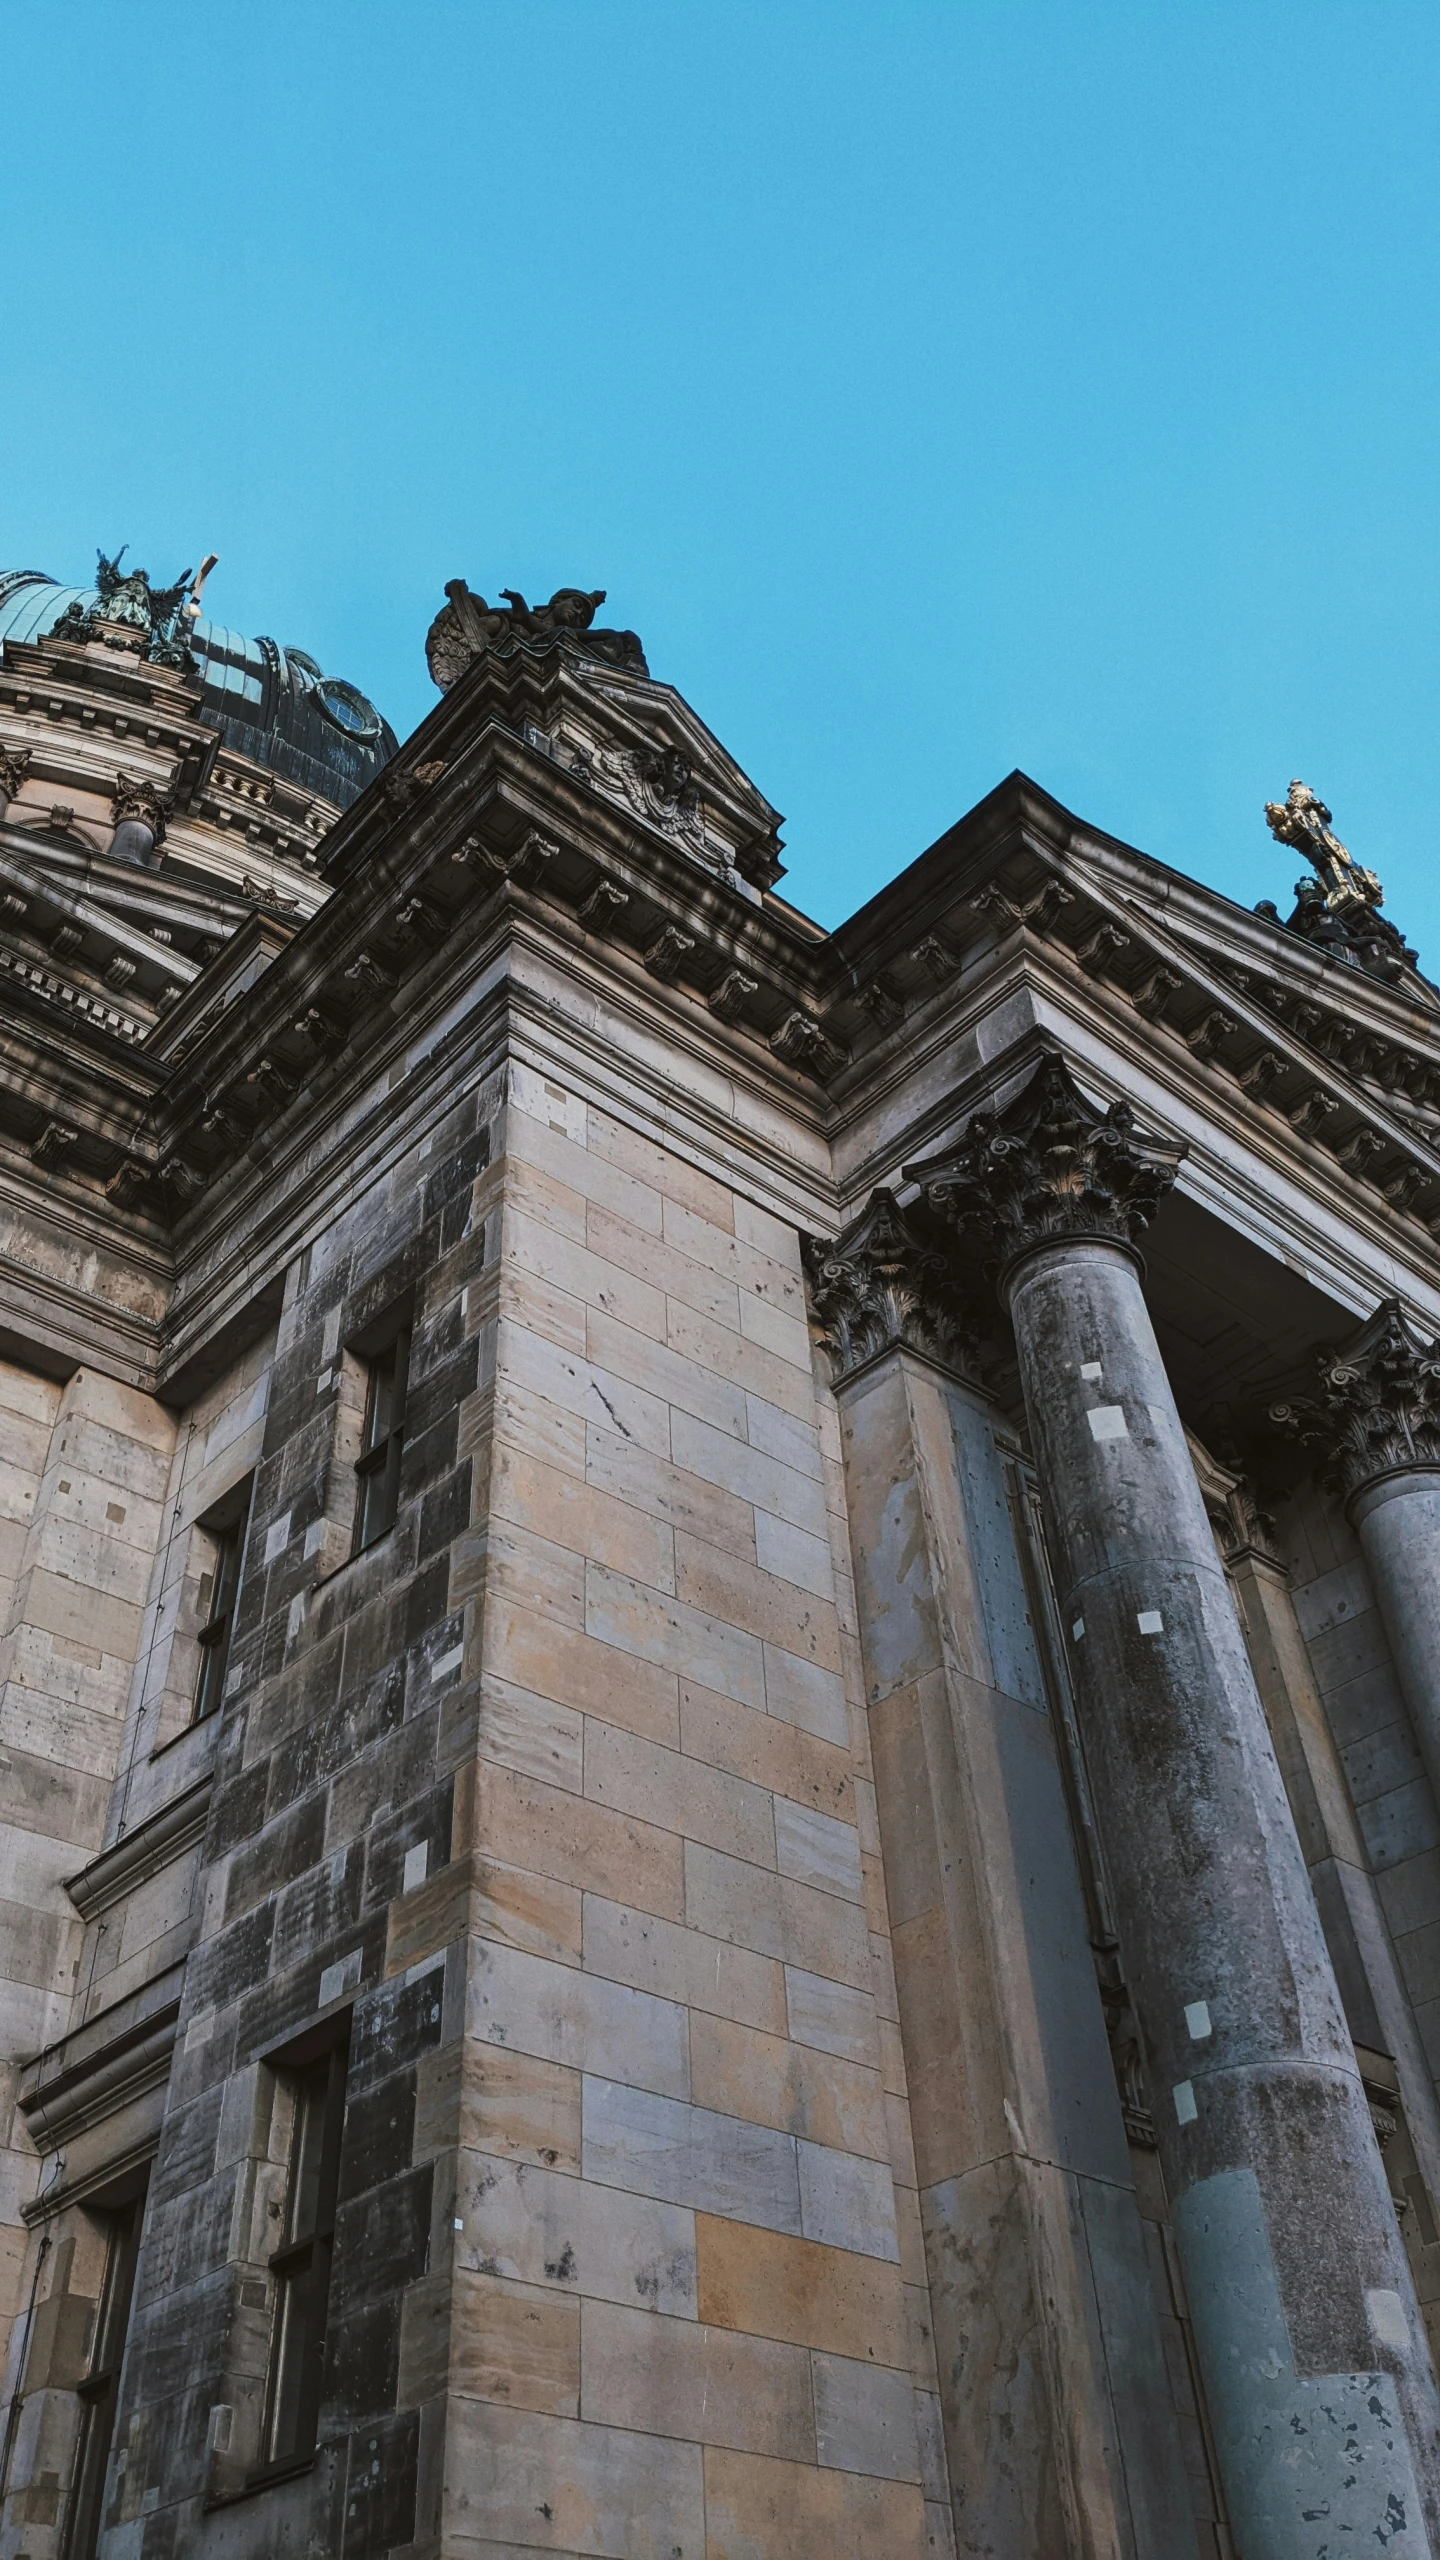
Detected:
[534,654,786,894]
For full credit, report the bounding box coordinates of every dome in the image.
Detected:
[0,566,397,811]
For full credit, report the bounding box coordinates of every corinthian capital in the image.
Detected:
[1271,1298,1440,1502]
[906,1048,1186,1274]
[110,772,171,846]
[802,1190,977,1385]
[0,742,31,803]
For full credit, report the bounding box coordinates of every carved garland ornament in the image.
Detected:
[906,1048,1186,1274]
[802,1189,978,1385]
[1270,1297,1440,1502]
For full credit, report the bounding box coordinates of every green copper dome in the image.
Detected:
[0,564,397,811]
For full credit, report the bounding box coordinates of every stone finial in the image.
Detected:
[801,1189,977,1385]
[1270,1297,1440,1502]
[906,1047,1186,1275]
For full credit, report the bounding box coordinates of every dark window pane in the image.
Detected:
[64,2186,146,2560]
[191,1489,251,1725]
[261,2033,349,2473]
[266,2255,314,2465]
[353,1329,409,1553]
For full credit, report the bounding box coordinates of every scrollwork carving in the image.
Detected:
[1270,1298,1440,1503]
[802,1190,978,1385]
[906,1047,1185,1275]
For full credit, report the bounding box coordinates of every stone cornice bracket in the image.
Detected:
[707,968,758,1026]
[801,1189,978,1386]
[770,1009,848,1083]
[577,874,630,931]
[111,771,172,847]
[906,1047,1186,1281]
[380,757,447,815]
[645,924,697,983]
[454,828,559,892]
[1270,1297,1440,1504]
[0,742,31,803]
[31,1120,78,1175]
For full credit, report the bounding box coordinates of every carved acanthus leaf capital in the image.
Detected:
[1270,1298,1440,1502]
[111,772,171,846]
[802,1190,978,1385]
[906,1048,1186,1275]
[0,742,31,802]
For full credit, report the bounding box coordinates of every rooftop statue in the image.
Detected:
[1261,778,1424,989]
[51,547,198,671]
[425,579,648,691]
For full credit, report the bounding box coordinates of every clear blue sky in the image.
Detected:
[5,4,1438,951]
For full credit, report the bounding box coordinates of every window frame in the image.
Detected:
[62,2180,148,2560]
[252,2022,350,2485]
[352,1324,411,1555]
[191,1520,242,1724]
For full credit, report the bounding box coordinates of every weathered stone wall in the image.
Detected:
[0,1366,174,2392]
[430,1067,943,2556]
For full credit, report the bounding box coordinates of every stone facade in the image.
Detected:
[3,570,1440,2555]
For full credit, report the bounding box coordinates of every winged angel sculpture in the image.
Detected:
[52,548,196,669]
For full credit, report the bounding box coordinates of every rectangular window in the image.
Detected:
[191,1500,248,1725]
[353,1327,410,1553]
[260,2029,349,2474]
[64,2183,147,2560]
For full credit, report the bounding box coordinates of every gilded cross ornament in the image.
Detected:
[1261,779,1424,987]
[1270,1297,1440,1503]
[1264,780,1384,920]
[801,1189,977,1384]
[905,1048,1186,1276]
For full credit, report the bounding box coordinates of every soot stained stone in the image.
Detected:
[341,2409,420,2558]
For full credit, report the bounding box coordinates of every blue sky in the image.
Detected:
[5,4,1438,952]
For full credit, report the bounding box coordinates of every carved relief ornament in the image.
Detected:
[1270,1297,1440,1504]
[906,1047,1186,1276]
[802,1189,977,1386]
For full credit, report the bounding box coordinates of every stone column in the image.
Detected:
[805,1194,1200,2559]
[912,1048,1440,2560]
[1279,1299,1440,1815]
[107,773,168,868]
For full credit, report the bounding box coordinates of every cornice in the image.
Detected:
[66,1775,214,1919]
[18,1963,186,2157]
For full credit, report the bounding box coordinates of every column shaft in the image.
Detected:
[1006,1235,1440,2558]
[1352,1469,1440,1807]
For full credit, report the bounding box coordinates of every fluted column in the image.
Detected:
[1278,1301,1440,1814]
[912,1048,1440,2560]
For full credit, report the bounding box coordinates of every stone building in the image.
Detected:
[0,551,1438,2559]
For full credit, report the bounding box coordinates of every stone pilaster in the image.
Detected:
[911,1048,1440,2559]
[1275,1298,1440,1835]
[809,1183,1202,2560]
